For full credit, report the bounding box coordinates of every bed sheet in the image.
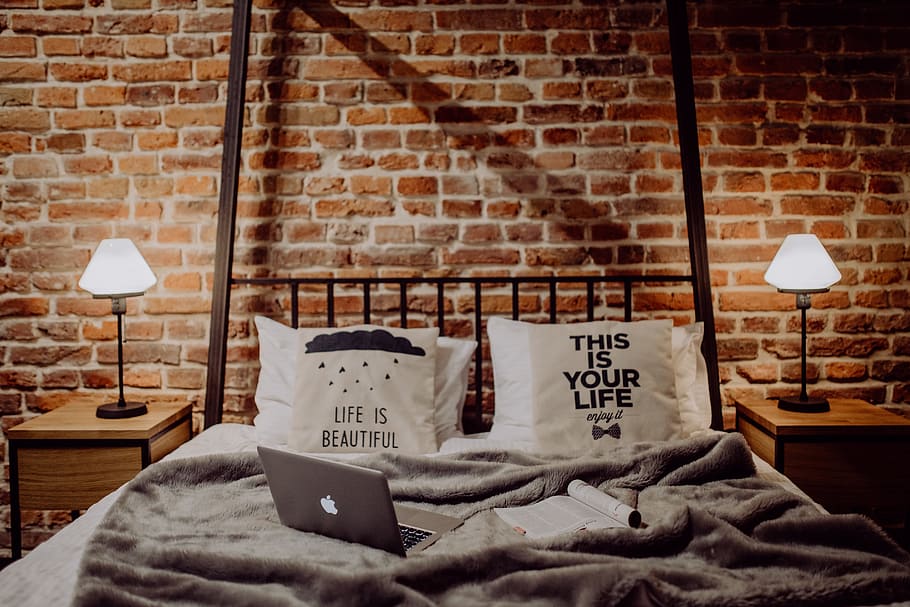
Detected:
[0,424,822,607]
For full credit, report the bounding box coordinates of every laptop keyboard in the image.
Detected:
[399,525,433,551]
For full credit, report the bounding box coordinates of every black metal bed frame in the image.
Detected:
[203,0,723,431]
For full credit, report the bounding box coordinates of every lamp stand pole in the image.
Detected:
[777,292,830,413]
[96,297,148,419]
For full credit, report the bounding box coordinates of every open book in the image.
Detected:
[494,480,642,538]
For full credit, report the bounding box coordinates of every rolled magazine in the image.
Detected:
[494,480,642,539]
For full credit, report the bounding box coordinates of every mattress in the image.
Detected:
[0,423,821,607]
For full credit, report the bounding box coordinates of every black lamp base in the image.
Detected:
[777,396,830,413]
[96,401,148,419]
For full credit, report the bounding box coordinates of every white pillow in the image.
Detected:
[487,317,534,441]
[252,316,475,446]
[672,322,711,436]
[434,336,476,441]
[253,316,298,446]
[289,325,438,454]
[488,317,709,444]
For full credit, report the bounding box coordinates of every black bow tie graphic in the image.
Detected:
[592,423,621,440]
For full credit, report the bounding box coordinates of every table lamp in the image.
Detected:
[79,239,157,419]
[764,234,841,412]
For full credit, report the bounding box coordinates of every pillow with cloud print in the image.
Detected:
[289,325,439,454]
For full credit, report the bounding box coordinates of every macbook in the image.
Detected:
[258,445,463,557]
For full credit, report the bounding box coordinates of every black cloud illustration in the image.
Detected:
[304,329,426,357]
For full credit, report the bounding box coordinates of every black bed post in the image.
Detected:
[666,0,724,430]
[203,0,253,429]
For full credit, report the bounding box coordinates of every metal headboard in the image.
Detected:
[225,274,708,433]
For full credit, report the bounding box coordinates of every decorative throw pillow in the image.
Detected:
[253,316,475,447]
[487,317,685,447]
[526,319,680,452]
[288,325,438,454]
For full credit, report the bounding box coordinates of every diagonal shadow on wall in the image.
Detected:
[242,0,656,282]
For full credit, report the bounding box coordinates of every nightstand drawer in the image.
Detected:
[781,439,910,516]
[150,418,192,463]
[17,445,142,510]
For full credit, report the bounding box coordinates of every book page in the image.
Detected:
[567,480,641,528]
[494,496,625,539]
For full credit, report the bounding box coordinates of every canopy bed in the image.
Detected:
[1,1,908,605]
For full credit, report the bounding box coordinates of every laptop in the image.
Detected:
[257,445,463,557]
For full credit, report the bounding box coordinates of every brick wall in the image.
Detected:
[1,0,908,555]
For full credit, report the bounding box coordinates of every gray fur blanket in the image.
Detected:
[73,433,910,606]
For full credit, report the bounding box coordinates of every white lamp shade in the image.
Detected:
[79,238,157,298]
[764,234,841,292]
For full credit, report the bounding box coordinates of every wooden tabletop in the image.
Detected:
[6,399,192,441]
[735,398,910,438]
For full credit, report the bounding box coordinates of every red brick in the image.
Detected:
[635,174,674,193]
[313,198,394,218]
[780,195,855,216]
[406,129,445,150]
[436,106,516,124]
[304,58,387,80]
[48,201,126,221]
[578,150,655,171]
[590,175,631,196]
[525,104,602,124]
[55,109,116,130]
[0,297,49,317]
[389,107,430,124]
[164,106,224,127]
[49,62,108,82]
[461,33,500,55]
[62,155,113,175]
[346,107,385,126]
[0,36,36,57]
[860,150,910,173]
[352,247,436,267]
[362,130,400,149]
[794,149,856,169]
[12,157,58,178]
[111,61,191,82]
[11,14,92,34]
[375,225,414,245]
[350,175,391,196]
[397,176,437,196]
[442,248,520,266]
[0,61,47,82]
[415,34,454,56]
[723,172,765,193]
[173,36,212,58]
[41,37,79,56]
[526,8,611,31]
[9,345,90,366]
[378,153,419,171]
[437,9,521,31]
[770,172,820,191]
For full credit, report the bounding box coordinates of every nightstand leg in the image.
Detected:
[9,443,21,560]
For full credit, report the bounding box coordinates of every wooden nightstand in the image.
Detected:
[735,397,910,535]
[6,399,192,559]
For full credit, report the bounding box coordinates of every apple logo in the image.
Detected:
[320,495,338,515]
